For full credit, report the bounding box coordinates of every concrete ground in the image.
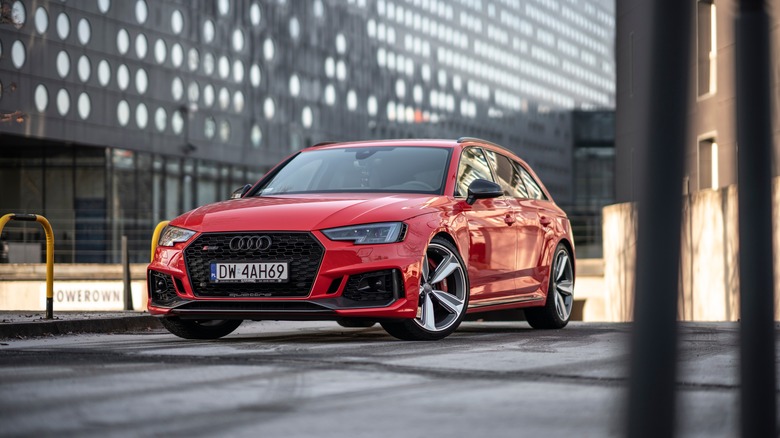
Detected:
[0,319,772,437]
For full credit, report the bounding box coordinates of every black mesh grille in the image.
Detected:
[342,269,401,302]
[148,270,179,306]
[184,232,324,297]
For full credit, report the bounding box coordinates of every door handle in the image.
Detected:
[540,216,552,227]
[504,214,516,225]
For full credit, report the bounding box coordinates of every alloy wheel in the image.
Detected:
[551,248,574,321]
[414,242,467,332]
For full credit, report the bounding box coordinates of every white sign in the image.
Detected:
[41,282,144,311]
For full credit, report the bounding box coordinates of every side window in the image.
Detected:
[485,150,528,199]
[455,147,494,197]
[516,163,547,200]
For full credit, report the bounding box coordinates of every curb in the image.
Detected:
[0,316,163,339]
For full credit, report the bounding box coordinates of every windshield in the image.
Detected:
[256,146,451,195]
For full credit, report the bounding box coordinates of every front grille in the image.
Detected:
[184,232,324,297]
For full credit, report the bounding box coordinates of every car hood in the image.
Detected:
[174,194,450,232]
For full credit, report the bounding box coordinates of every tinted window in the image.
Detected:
[516,163,547,200]
[484,150,528,199]
[455,147,494,197]
[257,146,450,195]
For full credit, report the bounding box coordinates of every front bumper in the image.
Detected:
[147,229,425,320]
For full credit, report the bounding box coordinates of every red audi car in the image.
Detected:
[147,137,575,341]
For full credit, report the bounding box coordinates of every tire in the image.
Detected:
[160,317,243,340]
[381,236,470,341]
[526,243,574,329]
[336,318,376,328]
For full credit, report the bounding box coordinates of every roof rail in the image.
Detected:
[456,137,508,151]
[310,141,340,148]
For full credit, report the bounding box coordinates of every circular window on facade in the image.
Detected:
[395,79,406,99]
[218,0,230,16]
[367,95,378,116]
[171,9,184,34]
[233,91,244,112]
[347,89,357,111]
[136,103,148,129]
[135,0,148,24]
[135,33,148,59]
[136,68,148,94]
[289,17,300,40]
[263,38,275,61]
[335,33,347,54]
[219,120,231,142]
[218,56,230,79]
[201,52,214,75]
[77,18,91,45]
[171,110,184,134]
[77,93,91,120]
[289,74,300,97]
[116,28,130,54]
[324,57,335,78]
[203,20,215,44]
[154,107,167,132]
[171,77,184,101]
[313,0,324,19]
[154,39,167,64]
[56,51,70,78]
[187,48,199,72]
[324,84,336,106]
[187,81,199,103]
[77,56,91,82]
[56,13,70,40]
[250,3,262,26]
[301,106,313,129]
[232,60,244,83]
[117,64,130,90]
[11,40,25,69]
[34,84,49,112]
[98,0,111,14]
[232,28,245,52]
[56,89,70,116]
[203,84,215,107]
[336,60,346,81]
[11,1,26,29]
[171,43,183,68]
[263,98,275,119]
[218,87,230,110]
[98,59,111,86]
[250,64,261,87]
[34,7,48,35]
[204,117,216,139]
[251,124,262,148]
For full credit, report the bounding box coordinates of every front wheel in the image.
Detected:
[525,243,574,329]
[160,317,243,340]
[381,237,469,341]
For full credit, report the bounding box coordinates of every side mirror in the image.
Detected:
[466,179,503,205]
[230,184,252,200]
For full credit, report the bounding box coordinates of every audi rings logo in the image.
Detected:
[229,235,273,251]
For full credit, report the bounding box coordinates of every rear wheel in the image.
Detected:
[160,317,243,340]
[381,237,469,341]
[525,243,574,329]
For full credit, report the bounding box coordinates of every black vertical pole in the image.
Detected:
[122,235,133,310]
[625,1,691,437]
[735,1,777,437]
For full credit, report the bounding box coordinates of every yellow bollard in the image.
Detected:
[0,214,55,319]
[151,221,170,262]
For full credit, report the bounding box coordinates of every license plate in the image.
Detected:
[209,262,289,283]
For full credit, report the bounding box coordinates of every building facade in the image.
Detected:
[0,0,615,263]
[615,0,780,203]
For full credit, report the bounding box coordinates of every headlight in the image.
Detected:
[158,225,196,247]
[322,222,405,244]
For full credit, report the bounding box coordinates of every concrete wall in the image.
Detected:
[604,178,780,321]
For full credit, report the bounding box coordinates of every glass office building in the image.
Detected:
[0,0,614,262]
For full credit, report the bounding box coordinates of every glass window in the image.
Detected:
[77,55,90,82]
[263,38,275,61]
[251,124,262,148]
[56,12,70,40]
[171,43,183,67]
[136,68,148,94]
[203,20,215,43]
[77,18,91,45]
[302,106,313,128]
[232,60,244,83]
[56,51,70,78]
[136,103,148,129]
[250,3,262,26]
[34,7,48,34]
[250,64,261,87]
[34,84,48,112]
[97,60,111,86]
[135,0,148,24]
[455,147,494,197]
[135,34,147,59]
[233,91,244,112]
[484,150,528,198]
[154,107,167,132]
[154,39,167,64]
[117,28,129,54]
[171,10,184,34]
[98,0,111,14]
[117,64,130,90]
[203,84,215,107]
[517,164,546,200]
[117,100,130,126]
[11,1,26,29]
[232,29,245,52]
[264,98,275,119]
[77,92,91,119]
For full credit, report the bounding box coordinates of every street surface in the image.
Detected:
[0,321,766,437]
